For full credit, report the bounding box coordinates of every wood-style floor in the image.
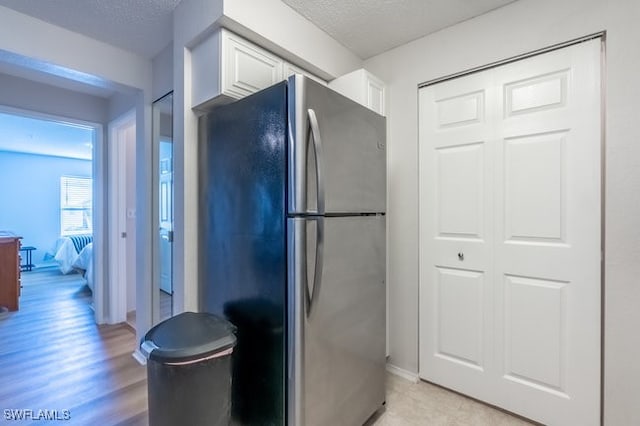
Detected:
[0,269,149,425]
[126,290,173,330]
[1,269,532,426]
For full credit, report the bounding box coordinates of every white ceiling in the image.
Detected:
[0,112,95,160]
[282,0,517,59]
[0,0,180,59]
[0,0,520,62]
[0,0,518,99]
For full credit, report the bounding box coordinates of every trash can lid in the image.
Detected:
[141,312,236,363]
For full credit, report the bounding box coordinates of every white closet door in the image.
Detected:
[419,39,601,426]
[419,70,498,401]
[492,40,601,425]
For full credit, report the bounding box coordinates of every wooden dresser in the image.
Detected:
[0,231,21,311]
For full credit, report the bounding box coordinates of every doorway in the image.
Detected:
[418,39,602,425]
[0,106,103,323]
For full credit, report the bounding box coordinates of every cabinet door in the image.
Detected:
[0,238,19,311]
[366,74,385,115]
[16,240,20,298]
[222,31,283,99]
[329,69,386,116]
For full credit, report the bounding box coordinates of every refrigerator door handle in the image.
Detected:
[307,217,325,318]
[307,108,325,214]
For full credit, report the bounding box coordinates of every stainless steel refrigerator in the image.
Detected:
[199,75,386,426]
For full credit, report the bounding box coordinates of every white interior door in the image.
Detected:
[419,39,601,426]
[159,142,173,295]
[108,110,135,324]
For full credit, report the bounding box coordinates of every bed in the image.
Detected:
[52,235,94,291]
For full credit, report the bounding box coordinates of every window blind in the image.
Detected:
[60,176,93,236]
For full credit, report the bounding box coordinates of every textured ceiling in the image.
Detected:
[0,0,518,99]
[0,0,180,59]
[282,0,517,59]
[0,0,519,61]
[0,112,94,160]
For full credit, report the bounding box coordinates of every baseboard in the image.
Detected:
[123,320,136,334]
[132,349,147,366]
[386,363,420,383]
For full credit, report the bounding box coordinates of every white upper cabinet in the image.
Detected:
[191,29,326,109]
[191,29,282,108]
[366,75,385,115]
[222,31,283,99]
[329,69,386,116]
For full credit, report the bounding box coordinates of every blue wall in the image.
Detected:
[0,151,92,267]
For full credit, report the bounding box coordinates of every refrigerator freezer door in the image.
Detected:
[288,215,386,426]
[288,75,387,215]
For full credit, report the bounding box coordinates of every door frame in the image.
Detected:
[0,104,106,323]
[417,33,606,421]
[108,109,136,324]
[418,32,605,89]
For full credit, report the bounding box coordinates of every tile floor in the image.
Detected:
[369,373,536,426]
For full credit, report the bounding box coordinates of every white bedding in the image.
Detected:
[72,242,94,292]
[52,237,94,292]
[53,237,78,274]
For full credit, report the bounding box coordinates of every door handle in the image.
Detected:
[306,217,324,318]
[160,230,174,242]
[307,109,325,215]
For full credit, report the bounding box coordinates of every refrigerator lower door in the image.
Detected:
[288,215,386,426]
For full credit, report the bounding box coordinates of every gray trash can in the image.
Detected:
[141,312,237,426]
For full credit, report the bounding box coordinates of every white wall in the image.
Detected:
[153,43,173,101]
[108,93,136,122]
[0,151,92,266]
[172,0,225,316]
[0,6,149,93]
[0,73,108,124]
[363,0,640,423]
